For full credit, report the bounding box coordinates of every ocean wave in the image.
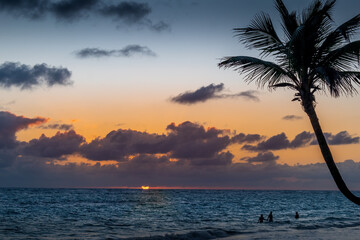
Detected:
[331,222,360,229]
[324,216,350,221]
[293,224,321,230]
[294,221,360,231]
[122,229,241,240]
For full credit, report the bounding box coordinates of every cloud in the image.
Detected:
[241,151,279,164]
[0,111,46,168]
[99,1,150,23]
[311,131,360,145]
[171,83,259,104]
[289,131,314,148]
[0,149,17,168]
[282,115,303,121]
[1,111,360,190]
[227,90,259,101]
[21,130,85,158]
[38,123,73,131]
[171,83,224,104]
[80,121,230,165]
[230,133,263,144]
[243,133,290,152]
[176,151,233,166]
[243,130,359,152]
[0,62,72,90]
[80,129,169,161]
[0,0,170,31]
[0,111,47,149]
[0,0,48,20]
[4,151,360,190]
[242,131,314,152]
[166,121,230,160]
[75,45,156,58]
[50,0,98,21]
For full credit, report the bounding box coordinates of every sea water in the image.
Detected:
[1,188,360,239]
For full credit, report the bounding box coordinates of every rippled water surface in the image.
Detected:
[1,189,360,239]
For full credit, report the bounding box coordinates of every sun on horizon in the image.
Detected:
[141,186,150,190]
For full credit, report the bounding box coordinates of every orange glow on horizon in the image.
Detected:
[141,186,150,190]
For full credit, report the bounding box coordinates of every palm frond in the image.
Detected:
[321,40,360,71]
[316,14,360,63]
[218,56,298,88]
[270,83,299,91]
[275,0,298,40]
[301,0,335,24]
[314,67,360,96]
[234,12,285,57]
[220,0,360,99]
[337,71,360,94]
[285,1,335,74]
[301,0,323,24]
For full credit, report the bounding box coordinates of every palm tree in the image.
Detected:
[219,0,360,205]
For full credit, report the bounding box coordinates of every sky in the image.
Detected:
[1,0,360,190]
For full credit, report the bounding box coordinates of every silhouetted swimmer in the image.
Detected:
[295,212,299,219]
[258,214,265,223]
[267,211,273,222]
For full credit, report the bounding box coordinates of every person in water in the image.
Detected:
[295,212,299,219]
[258,214,265,223]
[267,211,273,222]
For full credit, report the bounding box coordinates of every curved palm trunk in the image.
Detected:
[304,101,360,205]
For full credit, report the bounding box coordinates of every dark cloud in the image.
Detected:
[0,111,46,168]
[178,151,233,166]
[0,0,48,19]
[241,151,279,164]
[38,123,73,131]
[99,1,150,23]
[51,0,98,21]
[3,151,360,190]
[2,111,360,189]
[171,83,224,104]
[96,1,171,31]
[282,115,303,121]
[21,130,85,158]
[0,149,17,168]
[171,83,259,104]
[0,62,72,90]
[126,154,169,168]
[75,45,156,58]
[166,121,230,159]
[230,133,263,144]
[227,90,259,101]
[243,130,359,152]
[0,0,170,31]
[80,129,169,161]
[0,111,47,149]
[289,131,314,148]
[311,131,360,145]
[80,121,230,165]
[242,131,314,152]
[242,133,290,152]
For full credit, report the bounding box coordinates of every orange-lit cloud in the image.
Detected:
[1,110,360,190]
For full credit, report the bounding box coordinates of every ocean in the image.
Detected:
[1,188,360,239]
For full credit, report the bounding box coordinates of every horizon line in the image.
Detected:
[0,186,355,191]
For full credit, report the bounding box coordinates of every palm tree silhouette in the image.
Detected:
[219,0,360,205]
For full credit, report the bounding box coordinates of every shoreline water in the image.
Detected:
[1,188,360,239]
[219,226,360,240]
